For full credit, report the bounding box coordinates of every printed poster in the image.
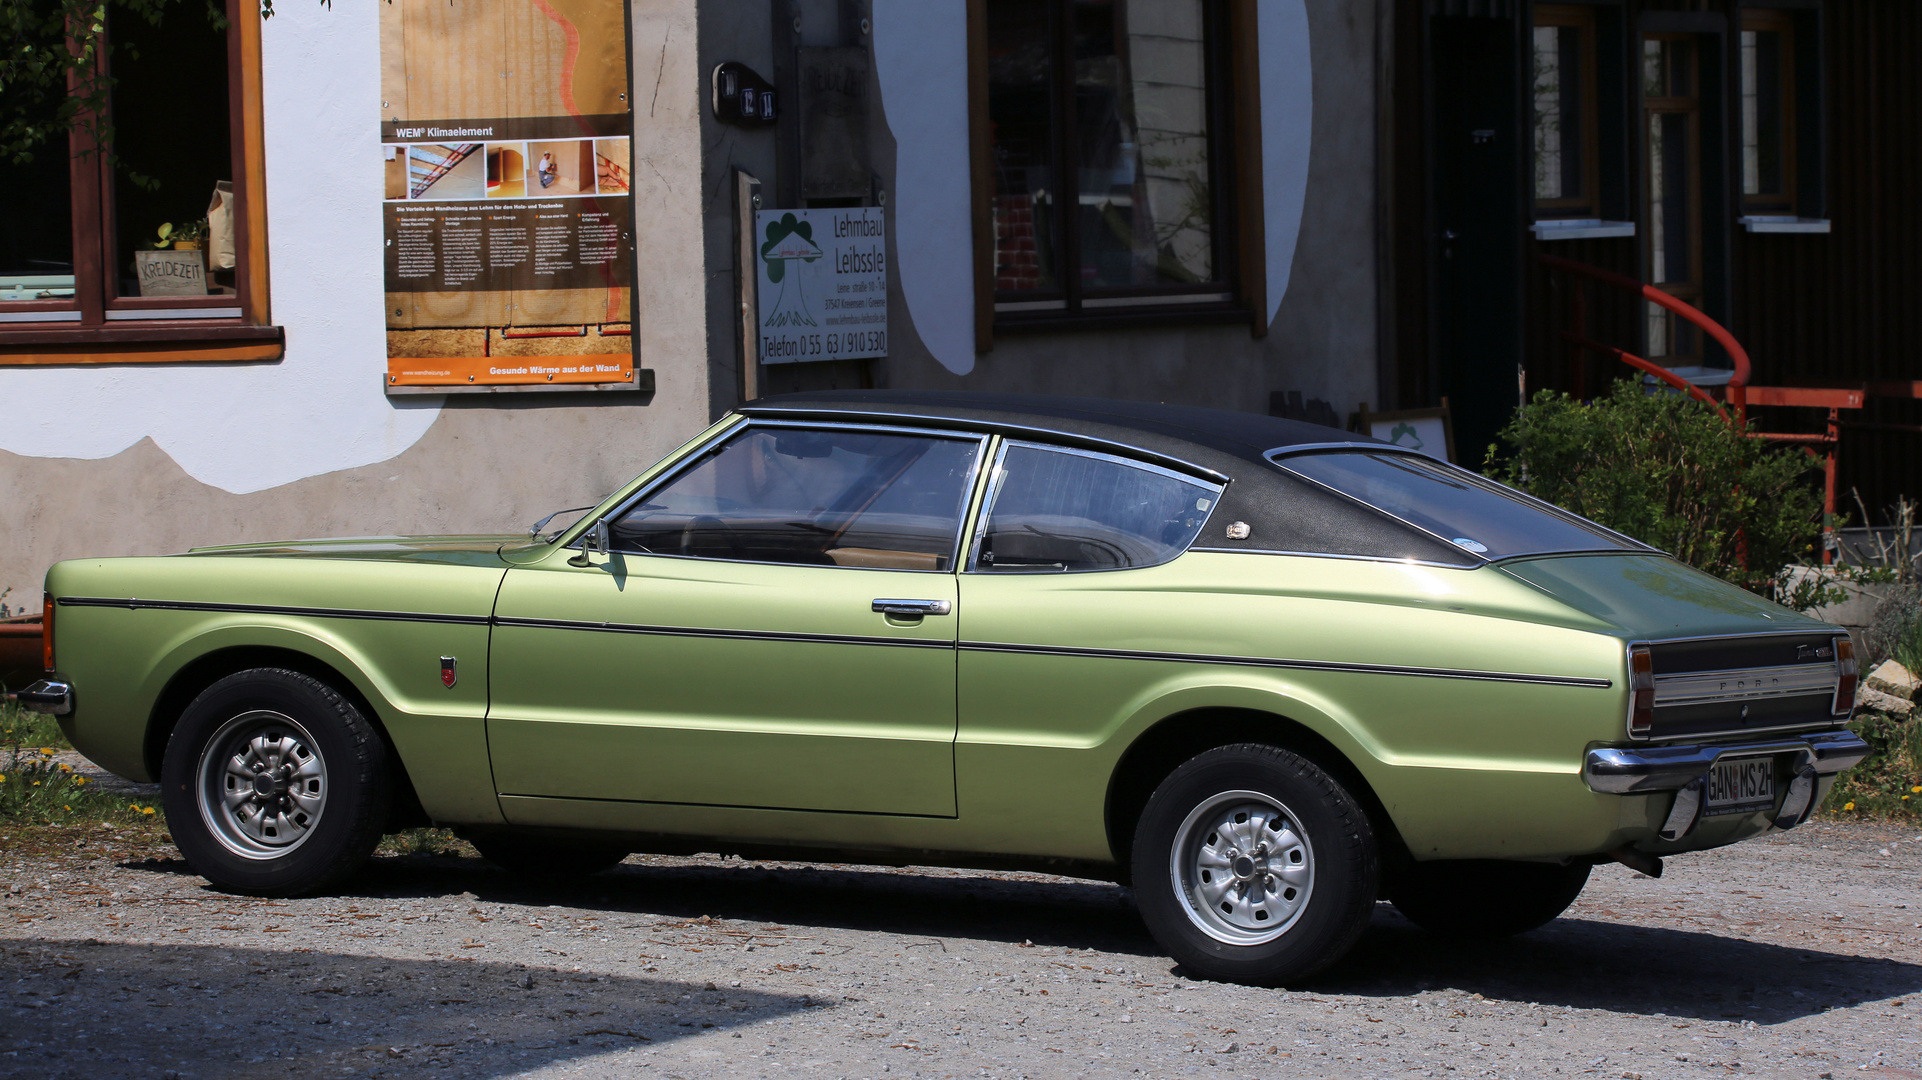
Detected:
[755,208,887,364]
[379,0,636,389]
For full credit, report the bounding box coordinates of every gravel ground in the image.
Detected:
[2,819,1919,1080]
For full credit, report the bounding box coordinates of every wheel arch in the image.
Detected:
[144,645,431,831]
[1103,706,1411,886]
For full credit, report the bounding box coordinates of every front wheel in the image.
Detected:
[1388,860,1590,938]
[161,668,391,896]
[1131,743,1379,986]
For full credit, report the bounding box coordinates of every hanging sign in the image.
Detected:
[379,0,637,391]
[754,207,887,365]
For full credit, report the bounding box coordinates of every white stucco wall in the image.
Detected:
[0,2,440,495]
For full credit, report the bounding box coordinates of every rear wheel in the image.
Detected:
[1388,860,1590,938]
[161,668,390,896]
[470,832,630,879]
[1131,743,1378,986]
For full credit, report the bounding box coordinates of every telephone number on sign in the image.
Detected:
[763,331,887,360]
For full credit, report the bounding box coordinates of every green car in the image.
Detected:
[14,392,1868,984]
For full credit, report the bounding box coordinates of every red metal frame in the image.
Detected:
[1538,255,1922,564]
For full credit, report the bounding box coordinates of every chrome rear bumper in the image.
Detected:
[1582,729,1869,795]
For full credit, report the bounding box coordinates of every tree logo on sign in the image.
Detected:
[761,213,823,328]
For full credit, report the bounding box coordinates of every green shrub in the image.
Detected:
[1488,381,1829,607]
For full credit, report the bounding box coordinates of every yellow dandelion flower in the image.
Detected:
[72,776,86,785]
[57,763,71,773]
[0,774,7,782]
[62,805,70,811]
[1844,801,1856,810]
[141,807,156,815]
[1912,786,1921,794]
[31,780,40,787]
[39,747,54,756]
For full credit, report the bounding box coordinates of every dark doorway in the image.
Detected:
[1431,17,1524,464]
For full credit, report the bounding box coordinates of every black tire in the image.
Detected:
[470,832,630,879]
[1388,860,1590,938]
[160,668,390,897]
[1131,743,1378,986]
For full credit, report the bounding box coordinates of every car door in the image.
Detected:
[488,421,986,818]
[954,441,1225,823]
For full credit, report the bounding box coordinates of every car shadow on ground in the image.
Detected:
[121,851,1922,1029]
[1,936,813,1080]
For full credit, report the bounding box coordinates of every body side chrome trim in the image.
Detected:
[58,596,492,626]
[959,640,1612,688]
[492,615,955,651]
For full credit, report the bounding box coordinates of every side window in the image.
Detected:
[608,427,981,570]
[974,443,1220,573]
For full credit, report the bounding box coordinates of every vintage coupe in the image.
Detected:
[15,391,1868,984]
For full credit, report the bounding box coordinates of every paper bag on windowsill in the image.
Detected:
[207,181,237,271]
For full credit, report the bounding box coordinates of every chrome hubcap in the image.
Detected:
[196,710,328,860]
[1169,790,1314,945]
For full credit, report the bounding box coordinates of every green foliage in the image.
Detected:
[1822,708,1921,821]
[1,712,154,826]
[1488,381,1831,608]
[0,0,317,178]
[0,701,70,750]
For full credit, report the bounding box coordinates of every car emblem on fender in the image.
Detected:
[441,656,458,688]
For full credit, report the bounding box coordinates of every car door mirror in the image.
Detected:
[567,518,612,567]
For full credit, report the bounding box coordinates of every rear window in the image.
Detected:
[1272,451,1640,560]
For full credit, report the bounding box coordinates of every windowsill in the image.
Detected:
[1740,215,1831,234]
[0,321,283,363]
[994,303,1254,335]
[1531,219,1638,241]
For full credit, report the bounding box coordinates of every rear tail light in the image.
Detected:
[1832,634,1856,716]
[1628,645,1655,737]
[40,591,54,668]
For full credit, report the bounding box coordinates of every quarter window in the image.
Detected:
[1273,451,1639,560]
[608,427,982,571]
[973,443,1220,572]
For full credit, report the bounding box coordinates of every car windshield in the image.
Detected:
[1271,450,1640,560]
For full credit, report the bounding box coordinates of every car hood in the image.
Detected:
[1498,553,1837,641]
[185,535,524,568]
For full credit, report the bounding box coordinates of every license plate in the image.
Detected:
[1705,757,1775,816]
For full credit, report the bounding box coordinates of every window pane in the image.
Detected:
[988,0,1059,293]
[978,444,1218,572]
[611,428,979,570]
[1071,0,1215,288]
[1647,112,1692,285]
[1741,29,1786,197]
[109,7,234,298]
[1276,452,1635,559]
[1531,25,1585,202]
[0,15,74,301]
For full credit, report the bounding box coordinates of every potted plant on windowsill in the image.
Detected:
[133,219,209,296]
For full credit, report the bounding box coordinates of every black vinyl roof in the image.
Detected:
[739,390,1475,566]
[740,390,1383,478]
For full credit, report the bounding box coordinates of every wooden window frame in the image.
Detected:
[0,0,280,365]
[1530,4,1603,220]
[1738,8,1797,212]
[1641,32,1706,363]
[966,0,1262,348]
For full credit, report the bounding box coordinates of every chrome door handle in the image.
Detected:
[872,598,952,616]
